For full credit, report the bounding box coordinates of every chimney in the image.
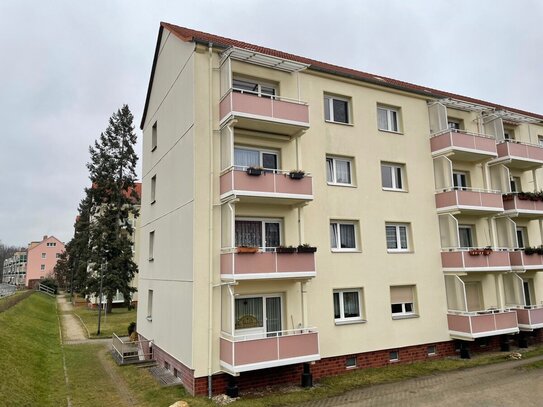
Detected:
[43,235,48,240]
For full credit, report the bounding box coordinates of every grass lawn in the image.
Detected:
[74,306,137,338]
[0,293,67,406]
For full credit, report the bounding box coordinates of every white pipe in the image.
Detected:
[207,42,214,399]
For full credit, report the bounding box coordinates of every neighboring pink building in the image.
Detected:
[25,235,65,288]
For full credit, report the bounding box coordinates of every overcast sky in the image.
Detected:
[1,0,542,246]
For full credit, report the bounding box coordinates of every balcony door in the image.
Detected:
[232,77,276,98]
[453,171,469,190]
[523,279,535,306]
[234,295,282,337]
[235,218,281,249]
[465,282,483,312]
[458,225,474,249]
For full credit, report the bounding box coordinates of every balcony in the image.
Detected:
[502,194,543,218]
[219,89,310,136]
[220,328,320,373]
[220,250,316,280]
[430,130,497,161]
[514,306,543,331]
[435,188,504,215]
[447,310,519,340]
[220,168,313,204]
[495,141,543,170]
[509,250,543,271]
[441,249,511,272]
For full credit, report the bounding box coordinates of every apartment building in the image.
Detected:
[2,251,27,286]
[137,22,543,395]
[26,235,65,288]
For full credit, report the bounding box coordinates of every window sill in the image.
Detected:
[387,250,413,254]
[378,129,404,135]
[382,188,408,193]
[331,249,361,253]
[151,146,157,152]
[392,314,419,320]
[327,182,356,188]
[325,120,354,127]
[335,319,367,326]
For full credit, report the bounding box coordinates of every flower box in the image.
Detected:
[236,246,259,254]
[289,171,305,180]
[246,167,263,176]
[276,246,297,254]
[297,245,317,253]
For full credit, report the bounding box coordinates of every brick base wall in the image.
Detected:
[139,331,543,396]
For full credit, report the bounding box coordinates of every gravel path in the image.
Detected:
[57,295,88,342]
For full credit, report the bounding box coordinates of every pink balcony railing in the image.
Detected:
[219,90,309,134]
[496,141,543,168]
[220,168,313,202]
[503,195,543,216]
[430,130,497,159]
[447,310,519,339]
[435,189,503,213]
[220,329,320,373]
[221,251,316,280]
[514,306,543,330]
[441,250,511,272]
[509,251,543,270]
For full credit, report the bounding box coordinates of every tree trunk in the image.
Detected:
[106,296,113,314]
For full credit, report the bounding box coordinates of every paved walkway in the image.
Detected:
[57,295,88,342]
[299,356,543,407]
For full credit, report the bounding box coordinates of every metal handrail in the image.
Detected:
[498,139,543,149]
[447,308,514,316]
[226,165,312,176]
[435,186,501,194]
[221,327,318,342]
[440,247,510,252]
[220,246,315,254]
[220,87,308,105]
[430,128,496,139]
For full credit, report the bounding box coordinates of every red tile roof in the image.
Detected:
[140,22,543,127]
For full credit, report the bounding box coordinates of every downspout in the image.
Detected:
[207,42,214,399]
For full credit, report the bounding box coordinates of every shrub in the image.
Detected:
[40,278,59,294]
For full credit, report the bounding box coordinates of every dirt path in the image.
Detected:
[57,295,88,342]
[300,355,543,407]
[97,347,141,406]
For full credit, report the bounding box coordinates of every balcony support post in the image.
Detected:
[301,362,313,388]
[226,375,239,398]
[459,341,471,359]
[500,335,511,352]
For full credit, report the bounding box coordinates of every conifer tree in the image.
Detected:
[86,105,139,313]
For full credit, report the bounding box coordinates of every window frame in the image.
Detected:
[330,221,358,252]
[452,171,469,190]
[385,223,410,253]
[447,117,464,131]
[233,145,280,171]
[516,227,528,249]
[458,225,475,249]
[232,76,277,98]
[390,285,417,318]
[381,162,406,191]
[234,293,284,335]
[377,105,401,133]
[151,175,156,204]
[40,264,46,271]
[151,121,158,152]
[326,156,354,186]
[235,217,283,250]
[333,289,365,324]
[324,94,351,124]
[148,231,155,261]
[147,289,153,321]
[41,253,46,259]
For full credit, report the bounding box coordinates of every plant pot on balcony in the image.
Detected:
[236,246,259,254]
[468,249,483,256]
[246,167,263,176]
[524,247,536,255]
[483,248,493,256]
[297,245,317,253]
[502,194,514,202]
[289,170,305,180]
[276,246,297,254]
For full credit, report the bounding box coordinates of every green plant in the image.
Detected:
[127,321,136,336]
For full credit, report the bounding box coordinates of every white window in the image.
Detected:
[345,357,357,368]
[234,146,279,171]
[333,289,363,323]
[40,264,45,271]
[151,121,157,151]
[324,94,350,124]
[504,127,516,141]
[326,156,353,185]
[151,175,156,204]
[148,231,155,261]
[458,225,474,248]
[381,162,405,190]
[389,350,399,362]
[452,171,469,190]
[386,224,410,252]
[234,294,282,335]
[516,227,528,249]
[510,176,521,193]
[330,221,357,251]
[447,118,463,130]
[538,136,543,147]
[46,242,56,247]
[390,286,416,317]
[235,218,281,249]
[377,105,400,132]
[232,77,276,98]
[41,253,46,259]
[147,290,153,321]
[427,345,436,356]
